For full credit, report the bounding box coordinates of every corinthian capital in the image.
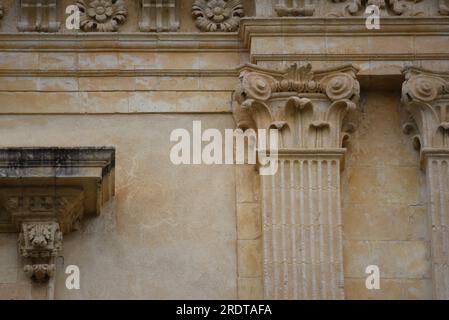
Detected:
[233,63,360,149]
[401,67,449,151]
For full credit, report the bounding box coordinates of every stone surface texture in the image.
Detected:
[0,0,448,300]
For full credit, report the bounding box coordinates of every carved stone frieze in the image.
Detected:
[192,0,244,32]
[77,0,128,32]
[17,0,60,32]
[139,0,180,32]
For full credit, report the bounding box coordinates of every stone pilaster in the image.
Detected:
[401,67,449,299]
[139,0,180,32]
[234,63,360,299]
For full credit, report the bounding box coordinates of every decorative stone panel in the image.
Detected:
[0,147,115,283]
[76,0,128,32]
[234,63,360,299]
[192,0,245,32]
[17,0,60,32]
[275,0,315,17]
[401,67,449,299]
[139,0,180,32]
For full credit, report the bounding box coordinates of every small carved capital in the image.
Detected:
[328,0,425,17]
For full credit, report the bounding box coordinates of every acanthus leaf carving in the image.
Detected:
[401,67,449,150]
[192,0,244,32]
[139,0,180,32]
[233,63,360,149]
[77,0,128,32]
[24,264,56,283]
[19,222,62,259]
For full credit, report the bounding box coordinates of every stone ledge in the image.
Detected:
[0,147,115,232]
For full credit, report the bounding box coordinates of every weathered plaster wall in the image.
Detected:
[0,114,238,299]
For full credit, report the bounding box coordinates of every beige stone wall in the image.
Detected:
[342,89,432,299]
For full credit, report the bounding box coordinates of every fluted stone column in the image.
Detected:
[401,67,449,299]
[234,63,360,299]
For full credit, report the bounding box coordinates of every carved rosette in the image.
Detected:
[275,0,315,17]
[192,0,244,32]
[19,222,62,282]
[233,63,360,149]
[401,67,449,151]
[76,0,128,32]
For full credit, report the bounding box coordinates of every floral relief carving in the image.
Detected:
[76,0,128,32]
[328,0,424,17]
[192,0,244,32]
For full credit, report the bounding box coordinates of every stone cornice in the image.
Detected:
[0,32,243,52]
[0,17,448,53]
